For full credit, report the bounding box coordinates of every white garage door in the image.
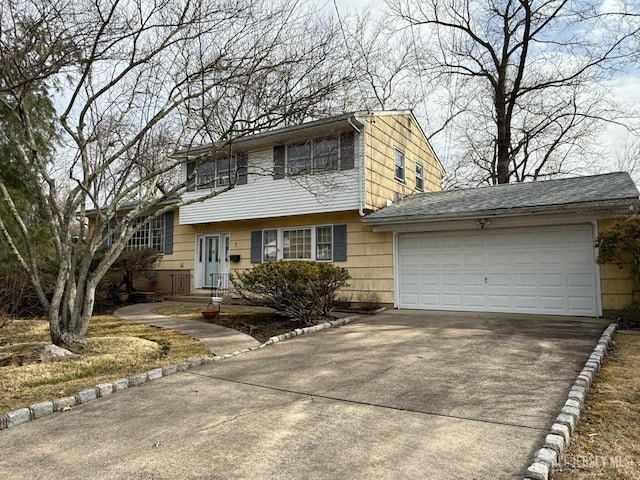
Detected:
[397,225,598,316]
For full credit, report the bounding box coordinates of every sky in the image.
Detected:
[331,0,640,181]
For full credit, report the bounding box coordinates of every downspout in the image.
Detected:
[592,219,603,318]
[348,117,366,217]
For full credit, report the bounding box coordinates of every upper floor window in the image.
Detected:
[287,143,312,175]
[186,153,248,192]
[415,162,424,191]
[394,149,405,182]
[314,137,339,171]
[273,131,354,179]
[285,137,339,175]
[196,156,237,189]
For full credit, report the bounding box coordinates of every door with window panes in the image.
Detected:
[196,234,230,289]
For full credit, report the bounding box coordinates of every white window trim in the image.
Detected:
[261,225,334,262]
[125,216,165,252]
[394,148,405,182]
[415,162,424,191]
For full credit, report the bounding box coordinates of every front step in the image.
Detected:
[165,294,236,304]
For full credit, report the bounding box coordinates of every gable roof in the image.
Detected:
[177,110,443,173]
[363,172,640,225]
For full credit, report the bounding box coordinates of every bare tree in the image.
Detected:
[613,138,640,184]
[388,0,640,185]
[336,11,424,110]
[0,0,351,350]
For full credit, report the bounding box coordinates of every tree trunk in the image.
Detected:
[49,283,96,352]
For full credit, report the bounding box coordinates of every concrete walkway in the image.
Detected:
[114,302,260,356]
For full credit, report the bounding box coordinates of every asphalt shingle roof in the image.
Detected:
[363,172,640,224]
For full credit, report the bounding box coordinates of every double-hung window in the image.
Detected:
[313,137,339,171]
[415,162,424,191]
[286,143,312,175]
[315,226,333,260]
[196,156,237,189]
[394,149,405,182]
[263,229,278,262]
[285,137,339,175]
[274,132,354,180]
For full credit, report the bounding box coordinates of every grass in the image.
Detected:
[0,304,314,415]
[553,331,640,479]
[0,314,209,414]
[152,303,302,343]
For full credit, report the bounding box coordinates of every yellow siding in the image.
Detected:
[363,113,442,210]
[156,211,395,304]
[598,218,634,311]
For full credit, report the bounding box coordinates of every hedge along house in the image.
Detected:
[151,110,444,302]
[362,172,640,317]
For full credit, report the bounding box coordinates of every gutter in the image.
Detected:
[362,198,640,226]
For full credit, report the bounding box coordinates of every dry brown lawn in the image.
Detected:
[0,314,209,414]
[553,331,640,479]
[152,303,305,342]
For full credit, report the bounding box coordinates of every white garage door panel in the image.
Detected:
[397,225,598,316]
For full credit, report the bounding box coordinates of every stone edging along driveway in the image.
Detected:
[0,315,361,430]
[0,316,619,480]
[523,322,618,480]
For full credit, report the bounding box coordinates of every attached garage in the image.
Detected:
[397,225,598,316]
[363,172,640,317]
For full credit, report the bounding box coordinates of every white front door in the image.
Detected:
[195,234,230,289]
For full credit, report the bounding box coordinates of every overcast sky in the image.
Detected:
[330,0,640,180]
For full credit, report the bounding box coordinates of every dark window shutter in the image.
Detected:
[273,145,285,179]
[163,210,174,254]
[250,230,263,263]
[340,131,355,171]
[186,162,196,191]
[333,224,347,261]
[101,217,116,246]
[237,152,248,185]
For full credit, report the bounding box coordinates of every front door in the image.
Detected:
[195,233,230,290]
[203,235,220,288]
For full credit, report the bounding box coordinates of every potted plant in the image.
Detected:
[201,296,223,320]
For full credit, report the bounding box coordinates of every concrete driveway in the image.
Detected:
[0,310,608,479]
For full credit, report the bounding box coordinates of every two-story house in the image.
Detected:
[153,110,444,305]
[137,110,639,318]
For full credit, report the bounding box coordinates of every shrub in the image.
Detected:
[93,247,162,309]
[0,269,49,318]
[231,261,350,325]
[356,291,382,311]
[616,301,640,329]
[596,215,640,288]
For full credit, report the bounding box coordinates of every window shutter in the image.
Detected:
[101,217,116,246]
[273,145,285,179]
[163,210,174,254]
[186,162,196,191]
[333,224,347,261]
[340,131,355,171]
[250,230,263,263]
[237,152,248,185]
